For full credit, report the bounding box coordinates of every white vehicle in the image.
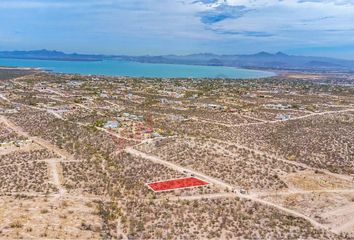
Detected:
[240,189,247,194]
[234,189,247,194]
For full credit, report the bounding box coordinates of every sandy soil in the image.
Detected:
[0,196,102,239]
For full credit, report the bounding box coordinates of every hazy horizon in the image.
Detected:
[2,48,354,61]
[0,0,354,60]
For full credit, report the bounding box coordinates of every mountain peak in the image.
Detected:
[275,51,288,57]
[254,51,273,57]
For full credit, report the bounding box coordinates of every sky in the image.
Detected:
[0,0,354,59]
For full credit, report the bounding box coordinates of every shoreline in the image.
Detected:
[0,66,42,71]
[0,59,276,79]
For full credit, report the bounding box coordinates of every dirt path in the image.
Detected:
[10,101,137,145]
[192,108,354,128]
[104,100,126,111]
[239,113,267,123]
[31,137,73,160]
[74,103,106,117]
[98,127,140,143]
[254,188,354,198]
[125,147,332,233]
[0,142,40,156]
[321,203,354,234]
[0,157,63,169]
[47,109,65,120]
[209,137,353,182]
[48,160,66,197]
[0,116,74,161]
[167,193,234,201]
[0,116,70,198]
[126,147,234,190]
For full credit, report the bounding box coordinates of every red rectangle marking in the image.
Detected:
[147,177,209,192]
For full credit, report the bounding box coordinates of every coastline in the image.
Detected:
[0,58,275,79]
[0,66,42,71]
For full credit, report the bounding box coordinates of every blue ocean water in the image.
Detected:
[0,58,275,79]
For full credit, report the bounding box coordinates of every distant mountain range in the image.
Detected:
[1,49,354,70]
[0,49,104,61]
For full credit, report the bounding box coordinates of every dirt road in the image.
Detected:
[125,147,332,233]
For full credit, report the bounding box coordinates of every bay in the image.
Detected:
[0,58,275,79]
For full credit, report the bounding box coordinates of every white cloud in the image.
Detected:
[196,0,354,46]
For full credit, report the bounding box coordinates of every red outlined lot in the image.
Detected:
[147,177,209,192]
